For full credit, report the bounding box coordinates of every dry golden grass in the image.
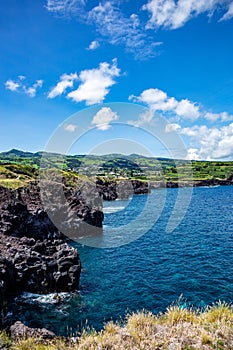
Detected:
[1,302,233,349]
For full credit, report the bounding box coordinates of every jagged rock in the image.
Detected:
[0,257,16,328]
[131,180,150,194]
[96,179,150,200]
[10,321,55,340]
[0,182,103,240]
[0,181,104,328]
[0,235,81,294]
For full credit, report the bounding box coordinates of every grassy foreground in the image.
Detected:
[1,302,233,349]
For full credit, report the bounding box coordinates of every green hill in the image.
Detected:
[0,149,233,188]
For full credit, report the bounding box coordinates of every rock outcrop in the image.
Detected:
[10,321,55,340]
[0,181,104,328]
[0,235,81,294]
[150,176,233,189]
[0,181,103,240]
[96,179,150,200]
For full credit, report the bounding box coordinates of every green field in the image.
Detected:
[0,149,233,188]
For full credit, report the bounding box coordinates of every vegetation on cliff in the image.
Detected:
[0,302,232,349]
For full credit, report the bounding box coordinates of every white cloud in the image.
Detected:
[130,88,200,120]
[169,123,233,160]
[45,0,232,59]
[18,75,26,81]
[165,122,233,159]
[130,87,233,125]
[165,123,181,133]
[46,0,161,60]
[132,88,168,105]
[175,99,200,120]
[67,59,120,105]
[64,124,77,132]
[25,80,43,97]
[128,109,155,127]
[204,112,220,121]
[88,2,162,60]
[5,80,20,91]
[87,40,100,50]
[46,0,86,15]
[91,107,119,130]
[48,73,78,99]
[220,2,233,21]
[186,148,200,160]
[5,77,43,97]
[143,0,233,30]
[205,111,233,122]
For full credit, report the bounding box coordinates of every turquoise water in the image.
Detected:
[11,186,233,335]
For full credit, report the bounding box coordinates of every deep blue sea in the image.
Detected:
[10,186,233,335]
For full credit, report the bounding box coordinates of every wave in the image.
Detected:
[16,291,74,304]
[103,206,125,214]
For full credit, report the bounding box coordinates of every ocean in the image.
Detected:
[10,186,233,335]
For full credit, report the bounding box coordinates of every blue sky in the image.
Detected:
[1,0,233,160]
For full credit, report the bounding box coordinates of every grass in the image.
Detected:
[0,152,233,187]
[1,302,233,349]
[0,178,29,189]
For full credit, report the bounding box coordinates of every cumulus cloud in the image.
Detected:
[64,124,77,132]
[87,40,100,50]
[130,88,200,120]
[91,107,119,130]
[132,88,168,105]
[186,148,200,160]
[48,73,78,99]
[5,77,43,97]
[128,109,155,127]
[175,99,200,120]
[181,124,233,159]
[130,87,233,125]
[165,123,233,160]
[25,80,43,97]
[204,111,233,122]
[5,80,20,91]
[143,0,233,30]
[165,123,181,133]
[67,59,120,105]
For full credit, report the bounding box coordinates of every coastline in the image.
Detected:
[0,172,233,341]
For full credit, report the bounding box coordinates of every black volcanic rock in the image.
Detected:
[0,234,81,328]
[131,180,150,194]
[0,181,104,328]
[96,179,150,200]
[0,181,103,240]
[0,187,60,240]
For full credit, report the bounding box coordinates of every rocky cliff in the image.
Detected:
[96,179,150,200]
[0,181,104,328]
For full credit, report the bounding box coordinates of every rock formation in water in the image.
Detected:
[96,178,150,200]
[150,175,233,189]
[0,181,104,328]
